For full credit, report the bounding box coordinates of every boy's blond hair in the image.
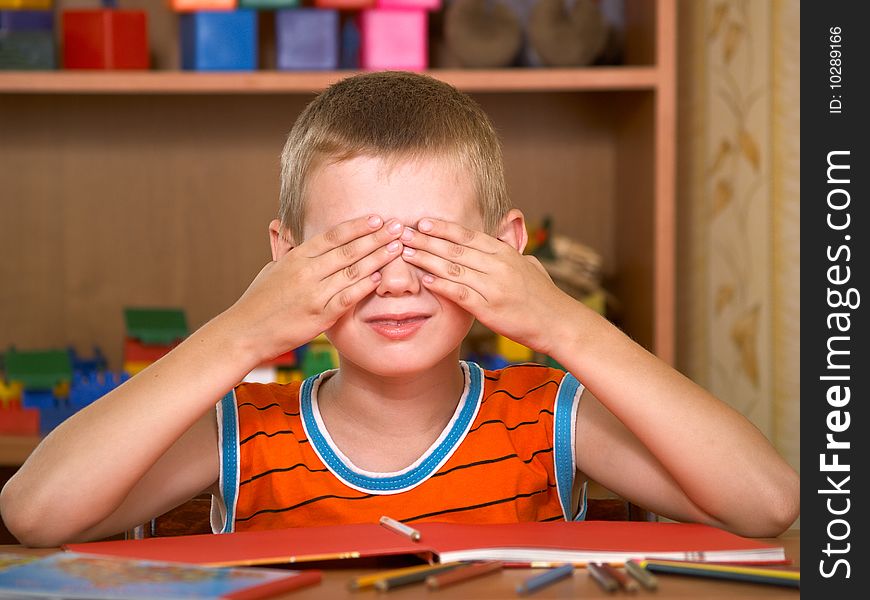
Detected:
[279,71,510,243]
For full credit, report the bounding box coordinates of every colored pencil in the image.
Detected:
[588,562,618,593]
[516,563,574,595]
[624,560,658,591]
[640,559,800,588]
[348,563,444,591]
[379,515,421,542]
[373,562,463,591]
[599,562,638,592]
[426,561,504,590]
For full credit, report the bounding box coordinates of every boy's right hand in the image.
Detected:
[222,215,405,363]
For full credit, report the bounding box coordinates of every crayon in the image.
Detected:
[516,563,574,595]
[426,561,503,590]
[379,515,421,542]
[588,562,618,593]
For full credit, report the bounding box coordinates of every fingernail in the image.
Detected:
[371,271,382,282]
[368,215,382,228]
[387,220,403,234]
[402,247,416,257]
[423,274,435,284]
[387,240,401,252]
[418,219,433,232]
[401,227,414,242]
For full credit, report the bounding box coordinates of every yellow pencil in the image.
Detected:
[348,563,444,591]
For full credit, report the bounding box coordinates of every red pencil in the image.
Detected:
[426,561,504,590]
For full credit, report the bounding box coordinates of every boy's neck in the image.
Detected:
[318,352,466,439]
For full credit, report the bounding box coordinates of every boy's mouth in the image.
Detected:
[365,313,430,341]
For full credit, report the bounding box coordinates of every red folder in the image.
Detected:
[64,521,786,567]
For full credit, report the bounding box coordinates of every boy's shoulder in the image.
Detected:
[232,379,303,412]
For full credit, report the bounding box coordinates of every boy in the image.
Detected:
[0,72,799,546]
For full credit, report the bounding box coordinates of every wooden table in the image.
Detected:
[1,531,799,598]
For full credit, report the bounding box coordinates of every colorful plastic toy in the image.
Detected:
[275,8,339,70]
[4,349,72,391]
[180,10,258,71]
[359,8,427,70]
[124,308,188,345]
[62,9,149,69]
[0,405,39,436]
[0,9,55,70]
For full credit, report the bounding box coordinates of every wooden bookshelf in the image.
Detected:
[0,67,661,94]
[0,0,675,369]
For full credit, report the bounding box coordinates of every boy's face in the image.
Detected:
[301,155,483,377]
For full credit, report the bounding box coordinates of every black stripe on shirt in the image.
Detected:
[540,513,564,522]
[240,462,329,487]
[236,492,376,523]
[432,447,553,479]
[237,401,299,417]
[481,379,559,403]
[239,429,297,445]
[467,408,554,434]
[401,484,557,523]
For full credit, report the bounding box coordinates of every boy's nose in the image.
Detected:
[375,255,421,296]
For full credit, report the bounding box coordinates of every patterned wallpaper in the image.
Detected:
[677,0,800,474]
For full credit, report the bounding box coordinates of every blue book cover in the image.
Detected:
[0,552,320,599]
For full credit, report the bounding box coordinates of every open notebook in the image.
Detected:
[65,521,787,567]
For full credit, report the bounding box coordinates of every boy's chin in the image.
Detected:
[332,343,461,379]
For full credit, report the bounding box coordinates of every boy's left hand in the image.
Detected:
[400,218,577,356]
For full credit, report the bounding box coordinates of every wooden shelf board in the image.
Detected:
[0,67,660,94]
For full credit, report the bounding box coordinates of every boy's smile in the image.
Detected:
[302,154,483,375]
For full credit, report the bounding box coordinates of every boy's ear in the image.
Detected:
[496,208,528,253]
[269,219,294,261]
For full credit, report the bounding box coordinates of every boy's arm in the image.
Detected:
[0,215,407,547]
[401,217,799,537]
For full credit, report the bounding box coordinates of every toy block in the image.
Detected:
[275,369,303,385]
[0,407,39,436]
[69,371,129,409]
[123,360,151,377]
[0,1,52,9]
[171,0,236,11]
[0,9,54,70]
[239,0,298,8]
[259,348,297,368]
[39,405,77,434]
[495,334,533,363]
[62,9,149,69]
[22,389,55,410]
[275,8,338,71]
[123,337,178,364]
[124,307,188,345]
[376,0,440,9]
[180,10,258,71]
[314,0,374,9]
[68,346,108,376]
[4,349,72,391]
[359,8,427,71]
[0,380,22,408]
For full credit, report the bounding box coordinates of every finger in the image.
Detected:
[302,214,392,257]
[317,218,405,276]
[400,246,487,299]
[419,272,486,311]
[322,238,404,289]
[414,218,502,254]
[400,226,491,270]
[322,270,384,319]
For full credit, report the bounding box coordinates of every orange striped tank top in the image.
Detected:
[211,361,587,533]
